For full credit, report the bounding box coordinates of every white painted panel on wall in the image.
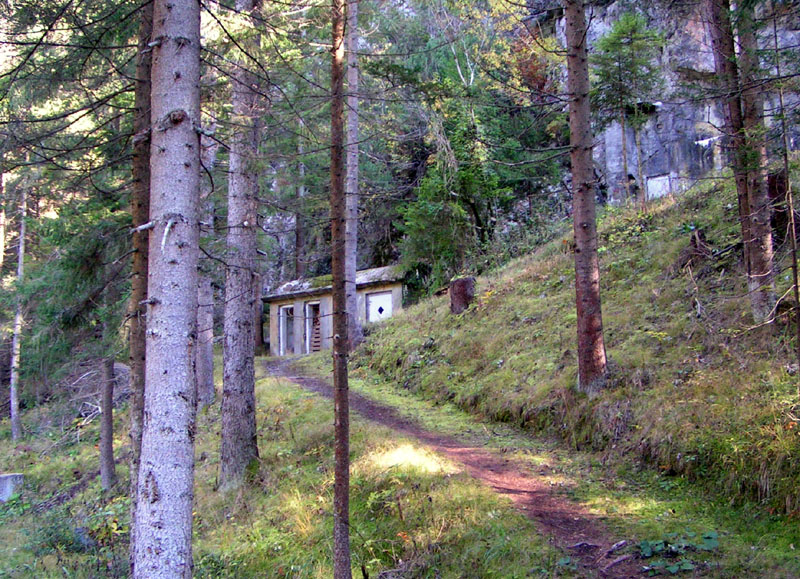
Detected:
[647,174,671,199]
[366,291,393,322]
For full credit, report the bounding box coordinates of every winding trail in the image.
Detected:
[267,359,643,578]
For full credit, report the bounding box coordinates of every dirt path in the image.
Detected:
[267,360,643,578]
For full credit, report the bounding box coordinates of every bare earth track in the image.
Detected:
[267,359,644,578]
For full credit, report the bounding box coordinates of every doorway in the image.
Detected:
[305,302,321,354]
[279,305,294,356]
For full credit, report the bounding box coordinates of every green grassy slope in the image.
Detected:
[356,179,800,516]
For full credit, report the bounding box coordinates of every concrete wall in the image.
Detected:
[355,282,403,324]
[266,281,402,356]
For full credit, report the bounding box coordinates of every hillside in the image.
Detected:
[356,177,800,515]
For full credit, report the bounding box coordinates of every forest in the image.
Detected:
[1,0,800,577]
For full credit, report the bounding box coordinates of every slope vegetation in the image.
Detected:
[357,179,800,515]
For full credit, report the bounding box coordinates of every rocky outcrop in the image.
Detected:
[541,0,800,203]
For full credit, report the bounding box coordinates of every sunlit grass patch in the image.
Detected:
[191,371,564,578]
[363,443,458,475]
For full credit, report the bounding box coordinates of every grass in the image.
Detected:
[355,178,800,516]
[192,371,565,578]
[0,360,565,578]
[297,351,800,577]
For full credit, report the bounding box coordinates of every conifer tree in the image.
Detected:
[131,0,201,573]
[331,0,352,575]
[220,0,261,490]
[591,12,663,209]
[565,0,607,392]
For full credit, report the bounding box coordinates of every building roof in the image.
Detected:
[263,265,404,302]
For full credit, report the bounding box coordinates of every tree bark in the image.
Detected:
[128,1,152,564]
[565,0,607,393]
[295,127,307,279]
[450,276,476,314]
[219,0,260,490]
[331,0,352,576]
[197,131,220,411]
[131,0,200,573]
[705,0,754,308]
[100,262,120,491]
[345,0,362,350]
[9,186,26,441]
[739,4,775,322]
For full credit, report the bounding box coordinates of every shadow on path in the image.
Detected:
[266,358,643,578]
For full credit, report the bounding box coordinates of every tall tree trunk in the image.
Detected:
[739,4,775,322]
[295,127,307,278]
[331,0,351,575]
[634,124,646,210]
[131,0,200,573]
[100,264,119,491]
[345,0,362,350]
[705,0,754,307]
[0,152,6,273]
[9,186,26,441]
[197,131,220,411]
[128,1,152,565]
[219,0,260,490]
[565,0,607,392]
[620,110,631,203]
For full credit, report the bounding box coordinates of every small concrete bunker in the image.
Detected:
[263,265,404,357]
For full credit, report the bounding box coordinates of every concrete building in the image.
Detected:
[263,265,404,357]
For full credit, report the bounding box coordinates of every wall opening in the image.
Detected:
[304,302,321,354]
[279,305,294,356]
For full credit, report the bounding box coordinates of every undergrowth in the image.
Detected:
[0,363,564,577]
[354,176,800,516]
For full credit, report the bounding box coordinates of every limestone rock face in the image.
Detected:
[544,0,800,203]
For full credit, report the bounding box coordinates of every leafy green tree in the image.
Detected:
[591,12,663,210]
[399,99,510,289]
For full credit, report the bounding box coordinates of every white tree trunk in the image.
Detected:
[9,186,26,441]
[131,0,201,573]
[345,0,362,350]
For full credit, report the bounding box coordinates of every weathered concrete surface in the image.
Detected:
[0,473,24,502]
